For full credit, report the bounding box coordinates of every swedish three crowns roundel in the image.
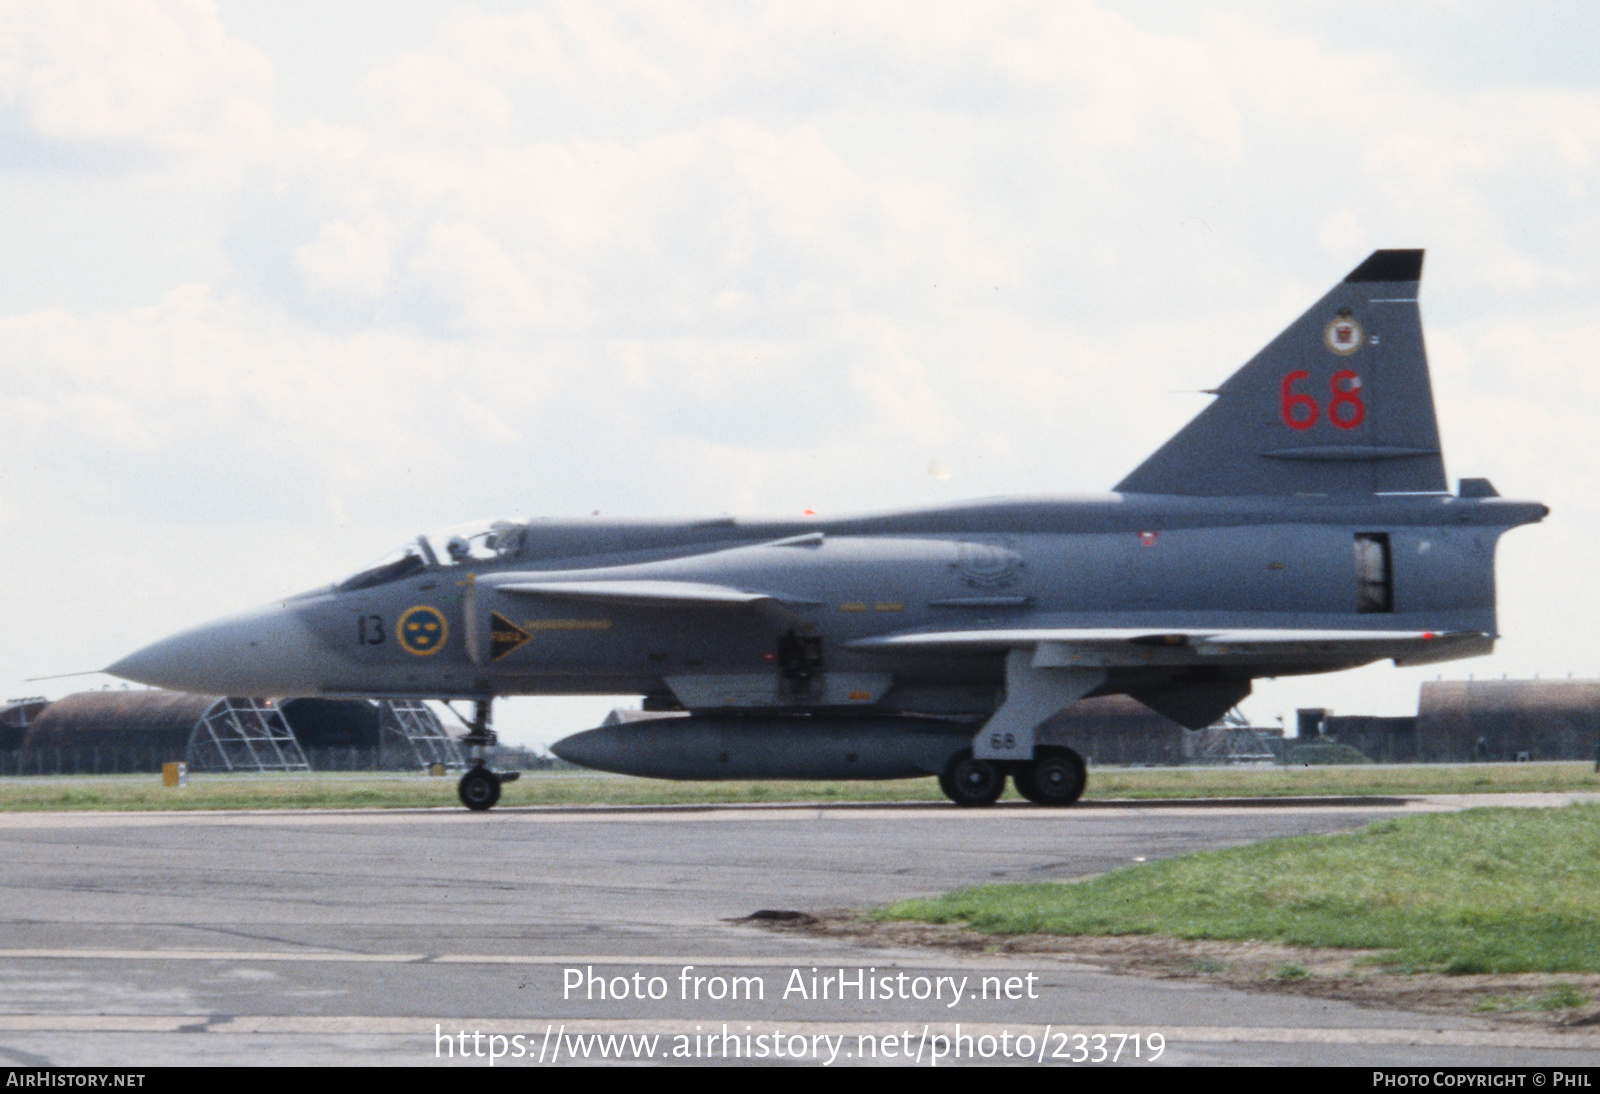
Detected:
[396,605,449,656]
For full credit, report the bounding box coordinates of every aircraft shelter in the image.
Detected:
[0,691,463,775]
[1309,678,1600,764]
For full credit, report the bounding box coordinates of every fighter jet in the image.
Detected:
[108,250,1546,809]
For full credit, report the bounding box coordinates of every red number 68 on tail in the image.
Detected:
[1281,371,1365,430]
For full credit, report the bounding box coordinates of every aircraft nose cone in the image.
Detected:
[108,603,333,696]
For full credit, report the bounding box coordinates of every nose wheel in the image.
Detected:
[458,766,501,811]
[452,697,519,811]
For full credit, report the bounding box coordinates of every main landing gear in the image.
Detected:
[939,750,1006,807]
[938,746,1087,808]
[456,698,520,812]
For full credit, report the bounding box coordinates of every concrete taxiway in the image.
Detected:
[1,794,1597,1067]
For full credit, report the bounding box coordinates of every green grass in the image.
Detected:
[1085,761,1600,799]
[880,805,1600,974]
[1282,741,1373,765]
[1475,984,1592,1013]
[0,771,950,812]
[0,761,1595,812]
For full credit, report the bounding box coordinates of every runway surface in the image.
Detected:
[1,793,1597,1067]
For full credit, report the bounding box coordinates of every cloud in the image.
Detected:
[0,0,275,169]
[294,214,396,298]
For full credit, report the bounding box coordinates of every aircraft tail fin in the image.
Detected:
[1115,250,1446,497]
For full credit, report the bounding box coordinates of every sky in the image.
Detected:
[2,0,1599,748]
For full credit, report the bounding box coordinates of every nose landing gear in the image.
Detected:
[455,698,520,811]
[458,766,502,810]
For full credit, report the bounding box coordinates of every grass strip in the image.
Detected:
[0,773,946,812]
[0,761,1595,811]
[880,804,1600,974]
[1084,761,1600,799]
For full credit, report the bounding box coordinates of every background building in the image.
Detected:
[1312,679,1600,763]
[1,691,462,775]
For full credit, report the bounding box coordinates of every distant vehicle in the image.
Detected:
[109,250,1546,809]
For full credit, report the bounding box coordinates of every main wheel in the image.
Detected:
[1015,747,1087,806]
[458,767,502,811]
[940,751,1006,807]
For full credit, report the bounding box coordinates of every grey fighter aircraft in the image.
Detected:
[108,250,1546,809]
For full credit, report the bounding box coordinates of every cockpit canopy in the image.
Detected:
[336,519,525,591]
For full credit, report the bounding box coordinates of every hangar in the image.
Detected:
[0,691,462,775]
[1310,678,1600,763]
